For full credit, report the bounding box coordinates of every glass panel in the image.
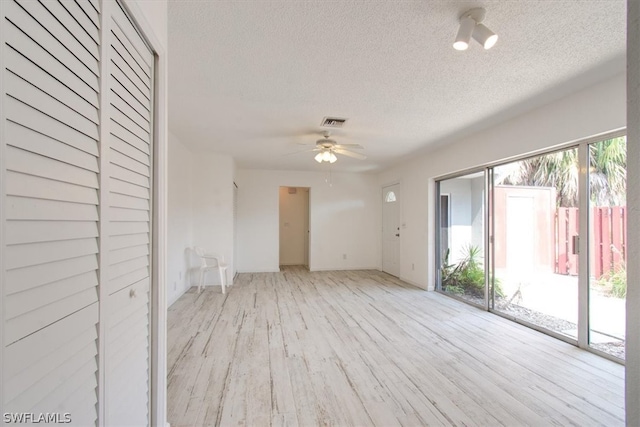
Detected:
[588,136,626,359]
[492,148,579,339]
[438,172,486,307]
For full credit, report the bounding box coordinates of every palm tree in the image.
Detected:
[589,137,626,206]
[496,137,626,207]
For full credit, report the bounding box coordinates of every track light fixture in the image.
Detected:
[453,8,498,51]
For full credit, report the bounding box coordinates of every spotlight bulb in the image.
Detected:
[473,23,498,50]
[453,16,475,51]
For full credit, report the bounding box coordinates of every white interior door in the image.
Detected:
[2,1,155,424]
[2,0,102,423]
[104,2,154,425]
[382,184,400,277]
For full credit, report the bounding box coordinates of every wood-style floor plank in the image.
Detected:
[167,267,624,427]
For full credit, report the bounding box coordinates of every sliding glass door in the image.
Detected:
[435,133,626,361]
[588,136,627,359]
[437,172,486,307]
[492,148,579,340]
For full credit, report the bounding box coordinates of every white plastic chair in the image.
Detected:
[194,247,228,294]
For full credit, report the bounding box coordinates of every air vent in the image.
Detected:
[321,116,348,128]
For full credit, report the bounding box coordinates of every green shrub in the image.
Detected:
[441,245,504,298]
[597,266,626,299]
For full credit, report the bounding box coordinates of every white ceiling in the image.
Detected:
[168,0,626,173]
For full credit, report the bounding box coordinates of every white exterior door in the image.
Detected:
[382,184,400,277]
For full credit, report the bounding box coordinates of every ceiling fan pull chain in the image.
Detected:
[325,168,333,187]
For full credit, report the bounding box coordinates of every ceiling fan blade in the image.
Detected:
[282,148,319,157]
[335,148,367,160]
[334,143,364,150]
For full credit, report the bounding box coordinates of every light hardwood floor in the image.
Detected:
[167,267,624,426]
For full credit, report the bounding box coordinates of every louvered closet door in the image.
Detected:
[104,2,154,426]
[2,0,101,424]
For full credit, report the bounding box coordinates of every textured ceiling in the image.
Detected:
[168,0,626,173]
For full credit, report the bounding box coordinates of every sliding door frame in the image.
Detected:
[435,128,626,364]
[435,167,488,310]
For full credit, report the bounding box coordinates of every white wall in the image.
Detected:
[237,170,380,272]
[379,73,626,290]
[167,133,193,306]
[279,187,309,266]
[130,0,167,46]
[626,1,640,424]
[191,153,236,286]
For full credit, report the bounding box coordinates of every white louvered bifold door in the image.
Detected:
[2,0,155,425]
[2,0,101,424]
[104,2,154,426]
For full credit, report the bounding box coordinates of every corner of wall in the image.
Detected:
[167,133,196,305]
[626,1,640,423]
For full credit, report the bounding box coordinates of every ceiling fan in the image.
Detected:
[295,132,366,163]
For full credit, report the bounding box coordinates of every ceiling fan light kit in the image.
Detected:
[453,8,498,51]
[315,150,337,163]
[306,131,365,164]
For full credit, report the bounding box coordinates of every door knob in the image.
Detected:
[395,233,400,237]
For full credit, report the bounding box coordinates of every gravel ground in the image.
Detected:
[452,292,625,360]
[590,341,625,359]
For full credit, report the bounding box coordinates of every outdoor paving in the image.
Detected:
[497,270,625,340]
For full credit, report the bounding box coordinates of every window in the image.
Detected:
[385,191,397,202]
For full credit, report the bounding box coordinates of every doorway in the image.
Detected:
[382,184,400,277]
[279,187,310,268]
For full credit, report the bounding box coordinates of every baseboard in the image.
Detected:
[309,266,380,272]
[236,269,281,273]
[168,286,190,307]
[399,276,428,290]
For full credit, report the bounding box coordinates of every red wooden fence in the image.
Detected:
[556,207,627,278]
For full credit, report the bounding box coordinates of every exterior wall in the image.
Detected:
[493,186,555,273]
[470,177,485,250]
[439,178,473,264]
